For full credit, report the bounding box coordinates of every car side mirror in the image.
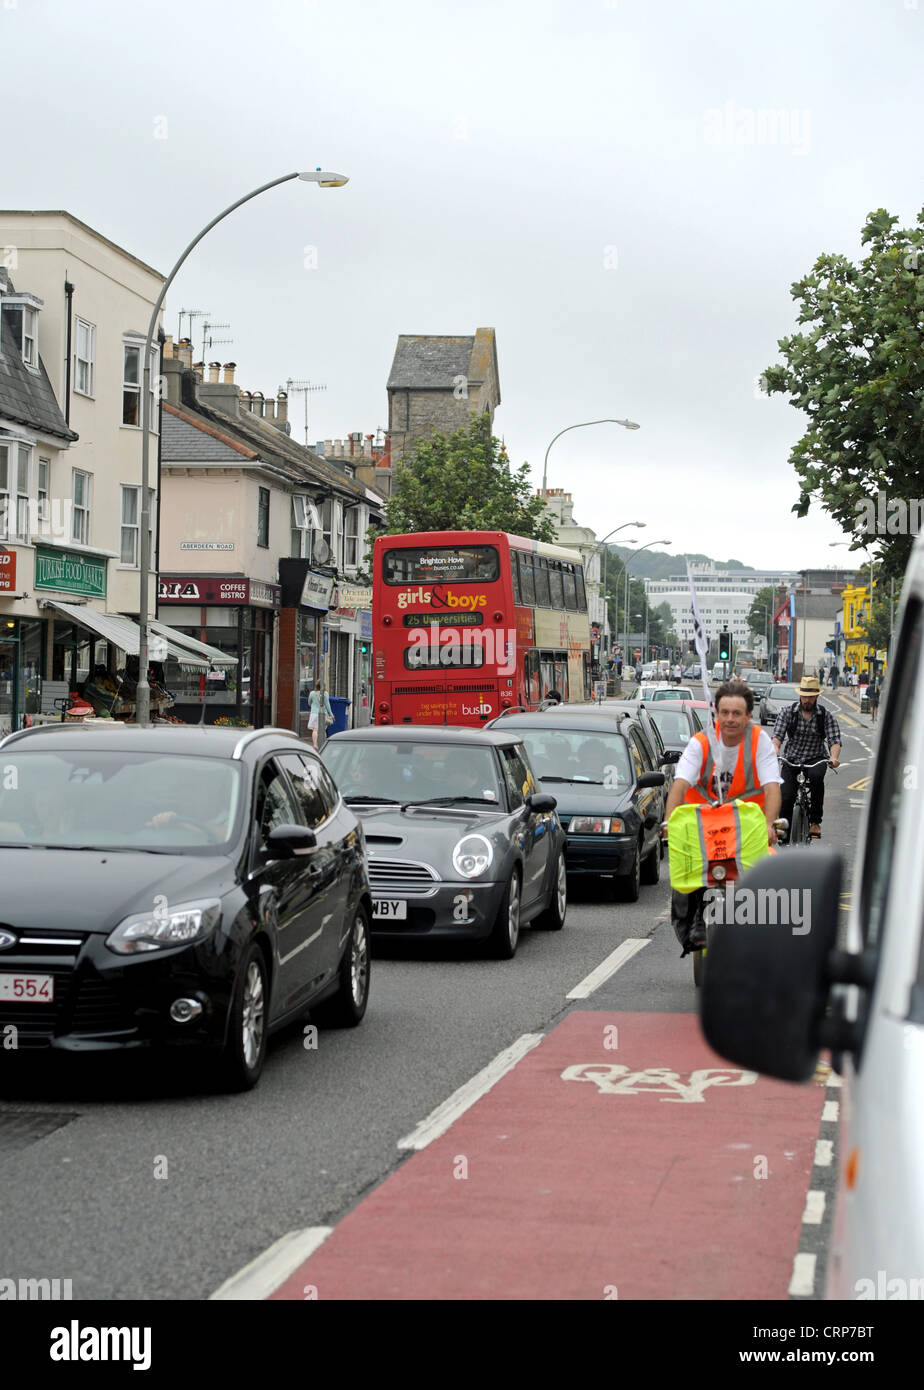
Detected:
[264,823,318,859]
[701,848,849,1081]
[636,771,665,789]
[527,792,557,814]
[660,750,681,764]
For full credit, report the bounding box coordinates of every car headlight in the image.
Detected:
[106,899,222,955]
[452,834,494,879]
[568,816,625,834]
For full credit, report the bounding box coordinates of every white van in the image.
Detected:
[710,661,729,682]
[701,528,924,1298]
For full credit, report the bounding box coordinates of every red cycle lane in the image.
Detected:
[272,1011,827,1301]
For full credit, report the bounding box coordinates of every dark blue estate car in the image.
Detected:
[485,710,668,900]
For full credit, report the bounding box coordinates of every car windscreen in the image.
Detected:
[0,750,243,851]
[323,740,502,805]
[511,728,632,786]
[772,685,800,701]
[648,710,692,745]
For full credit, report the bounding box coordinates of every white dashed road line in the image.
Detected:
[814,1139,834,1167]
[210,1226,333,1300]
[566,938,651,1000]
[802,1190,826,1225]
[397,1033,544,1151]
[789,1251,818,1297]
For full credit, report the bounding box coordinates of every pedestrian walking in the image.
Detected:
[868,680,880,723]
[307,680,334,749]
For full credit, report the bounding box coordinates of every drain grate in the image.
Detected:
[0,1111,78,1157]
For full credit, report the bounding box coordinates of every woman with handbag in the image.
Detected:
[307,680,334,749]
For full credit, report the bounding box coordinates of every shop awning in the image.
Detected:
[43,601,210,671]
[148,619,238,670]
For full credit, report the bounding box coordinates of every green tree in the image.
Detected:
[379,415,557,541]
[746,586,776,645]
[762,206,924,584]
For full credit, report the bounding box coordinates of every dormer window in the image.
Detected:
[22,308,37,367]
[0,291,43,372]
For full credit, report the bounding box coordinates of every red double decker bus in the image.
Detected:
[372,530,592,726]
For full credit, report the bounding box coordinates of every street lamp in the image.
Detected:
[623,539,670,660]
[541,417,640,497]
[593,521,645,654]
[136,168,349,726]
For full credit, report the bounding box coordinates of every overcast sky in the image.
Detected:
[4,0,922,571]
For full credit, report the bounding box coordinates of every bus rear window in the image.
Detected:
[383,546,500,583]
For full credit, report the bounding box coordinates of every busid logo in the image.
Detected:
[461,702,493,716]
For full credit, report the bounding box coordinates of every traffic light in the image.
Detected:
[688,640,696,653]
[719,632,731,661]
[360,641,369,655]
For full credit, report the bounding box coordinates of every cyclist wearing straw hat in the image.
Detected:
[772,674,842,839]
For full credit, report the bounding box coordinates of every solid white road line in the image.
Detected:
[822,1100,840,1122]
[209,1226,333,1300]
[789,1251,817,1297]
[802,1190,826,1225]
[826,1072,843,1089]
[814,1139,834,1167]
[566,938,650,1000]
[397,1033,544,1152]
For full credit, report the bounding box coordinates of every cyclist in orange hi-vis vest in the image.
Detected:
[661,680,782,952]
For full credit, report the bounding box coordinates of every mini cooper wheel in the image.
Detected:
[536,851,567,931]
[314,904,371,1027]
[219,942,268,1092]
[488,870,521,959]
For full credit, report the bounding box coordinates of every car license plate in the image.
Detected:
[0,973,54,1002]
[372,899,407,920]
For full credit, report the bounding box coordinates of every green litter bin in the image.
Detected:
[860,695,870,713]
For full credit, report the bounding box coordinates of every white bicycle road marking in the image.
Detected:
[561,1063,758,1103]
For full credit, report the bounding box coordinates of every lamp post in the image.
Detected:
[623,539,671,660]
[540,417,640,498]
[136,168,349,726]
[753,603,769,667]
[593,521,645,655]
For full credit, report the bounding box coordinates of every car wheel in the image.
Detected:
[313,903,371,1027]
[488,870,521,958]
[218,942,268,1092]
[616,841,641,902]
[640,837,661,885]
[535,851,567,930]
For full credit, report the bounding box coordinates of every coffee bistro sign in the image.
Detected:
[34,547,107,598]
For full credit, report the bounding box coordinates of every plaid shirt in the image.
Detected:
[773,702,841,764]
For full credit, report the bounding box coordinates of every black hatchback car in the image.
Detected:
[322,727,565,958]
[485,710,667,900]
[0,724,372,1090]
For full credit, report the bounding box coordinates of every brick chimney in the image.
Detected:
[251,391,264,417]
[207,361,221,383]
[192,361,204,380]
[163,335,175,360]
[176,338,193,369]
[276,391,287,426]
[264,397,276,422]
[223,362,236,384]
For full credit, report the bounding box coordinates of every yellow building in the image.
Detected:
[841,583,875,676]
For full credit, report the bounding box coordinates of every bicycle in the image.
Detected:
[779,755,838,845]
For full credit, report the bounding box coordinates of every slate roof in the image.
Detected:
[161,405,254,463]
[793,594,844,620]
[386,335,475,390]
[0,275,77,442]
[162,395,383,510]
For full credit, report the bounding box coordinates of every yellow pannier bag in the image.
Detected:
[667,799,770,894]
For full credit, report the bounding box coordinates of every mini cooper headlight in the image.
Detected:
[452,834,494,879]
[568,816,625,834]
[106,900,222,955]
